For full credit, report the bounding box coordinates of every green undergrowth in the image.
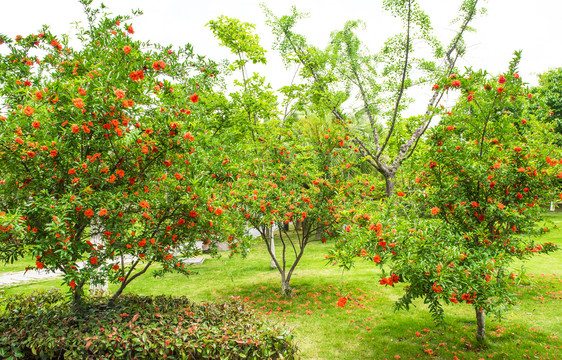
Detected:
[0,289,297,360]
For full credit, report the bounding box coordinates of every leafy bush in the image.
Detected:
[0,289,297,359]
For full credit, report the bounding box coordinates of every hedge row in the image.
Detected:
[0,289,297,359]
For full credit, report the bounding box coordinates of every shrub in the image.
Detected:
[0,289,297,359]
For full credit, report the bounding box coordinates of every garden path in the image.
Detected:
[0,255,206,288]
[0,225,274,288]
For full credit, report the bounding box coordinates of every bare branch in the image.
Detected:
[378,0,412,160]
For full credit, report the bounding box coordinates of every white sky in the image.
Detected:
[2,0,561,113]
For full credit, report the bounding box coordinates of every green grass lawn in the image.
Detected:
[2,213,562,359]
[0,255,36,273]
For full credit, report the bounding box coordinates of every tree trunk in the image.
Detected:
[269,227,276,269]
[71,280,86,312]
[384,173,396,197]
[315,223,324,242]
[90,218,109,298]
[281,278,292,297]
[475,308,486,341]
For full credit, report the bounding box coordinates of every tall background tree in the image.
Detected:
[532,67,562,143]
[263,0,482,196]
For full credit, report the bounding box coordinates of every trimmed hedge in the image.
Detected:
[0,289,297,359]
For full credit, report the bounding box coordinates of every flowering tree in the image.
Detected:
[371,59,560,340]
[228,124,371,296]
[0,2,240,307]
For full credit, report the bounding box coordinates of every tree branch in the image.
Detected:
[377,0,412,160]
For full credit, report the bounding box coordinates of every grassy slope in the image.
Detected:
[2,213,561,360]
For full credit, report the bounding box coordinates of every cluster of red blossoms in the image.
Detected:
[129,70,145,81]
[152,60,166,71]
[336,296,348,308]
[380,273,399,286]
[448,292,477,304]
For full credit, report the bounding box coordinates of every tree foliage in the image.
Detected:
[335,59,560,340]
[0,1,244,306]
[263,0,483,196]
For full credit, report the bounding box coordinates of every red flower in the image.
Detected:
[336,297,347,308]
[513,73,520,79]
[190,93,199,103]
[451,80,461,87]
[112,264,119,271]
[373,255,382,263]
[36,260,44,269]
[432,84,439,90]
[32,121,40,129]
[49,150,58,157]
[432,282,443,293]
[84,208,94,218]
[184,132,194,141]
[139,201,150,209]
[497,87,504,94]
[90,257,98,265]
[396,192,405,197]
[123,45,131,54]
[129,70,145,81]
[152,60,166,71]
[514,147,522,152]
[35,91,43,100]
[69,280,76,289]
[127,25,134,34]
[521,119,527,124]
[99,208,108,217]
[23,106,35,117]
[73,98,85,109]
[114,89,125,99]
[430,207,440,215]
[215,207,224,215]
[50,39,61,49]
[174,173,183,180]
[498,75,506,84]
[189,210,198,217]
[467,94,474,102]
